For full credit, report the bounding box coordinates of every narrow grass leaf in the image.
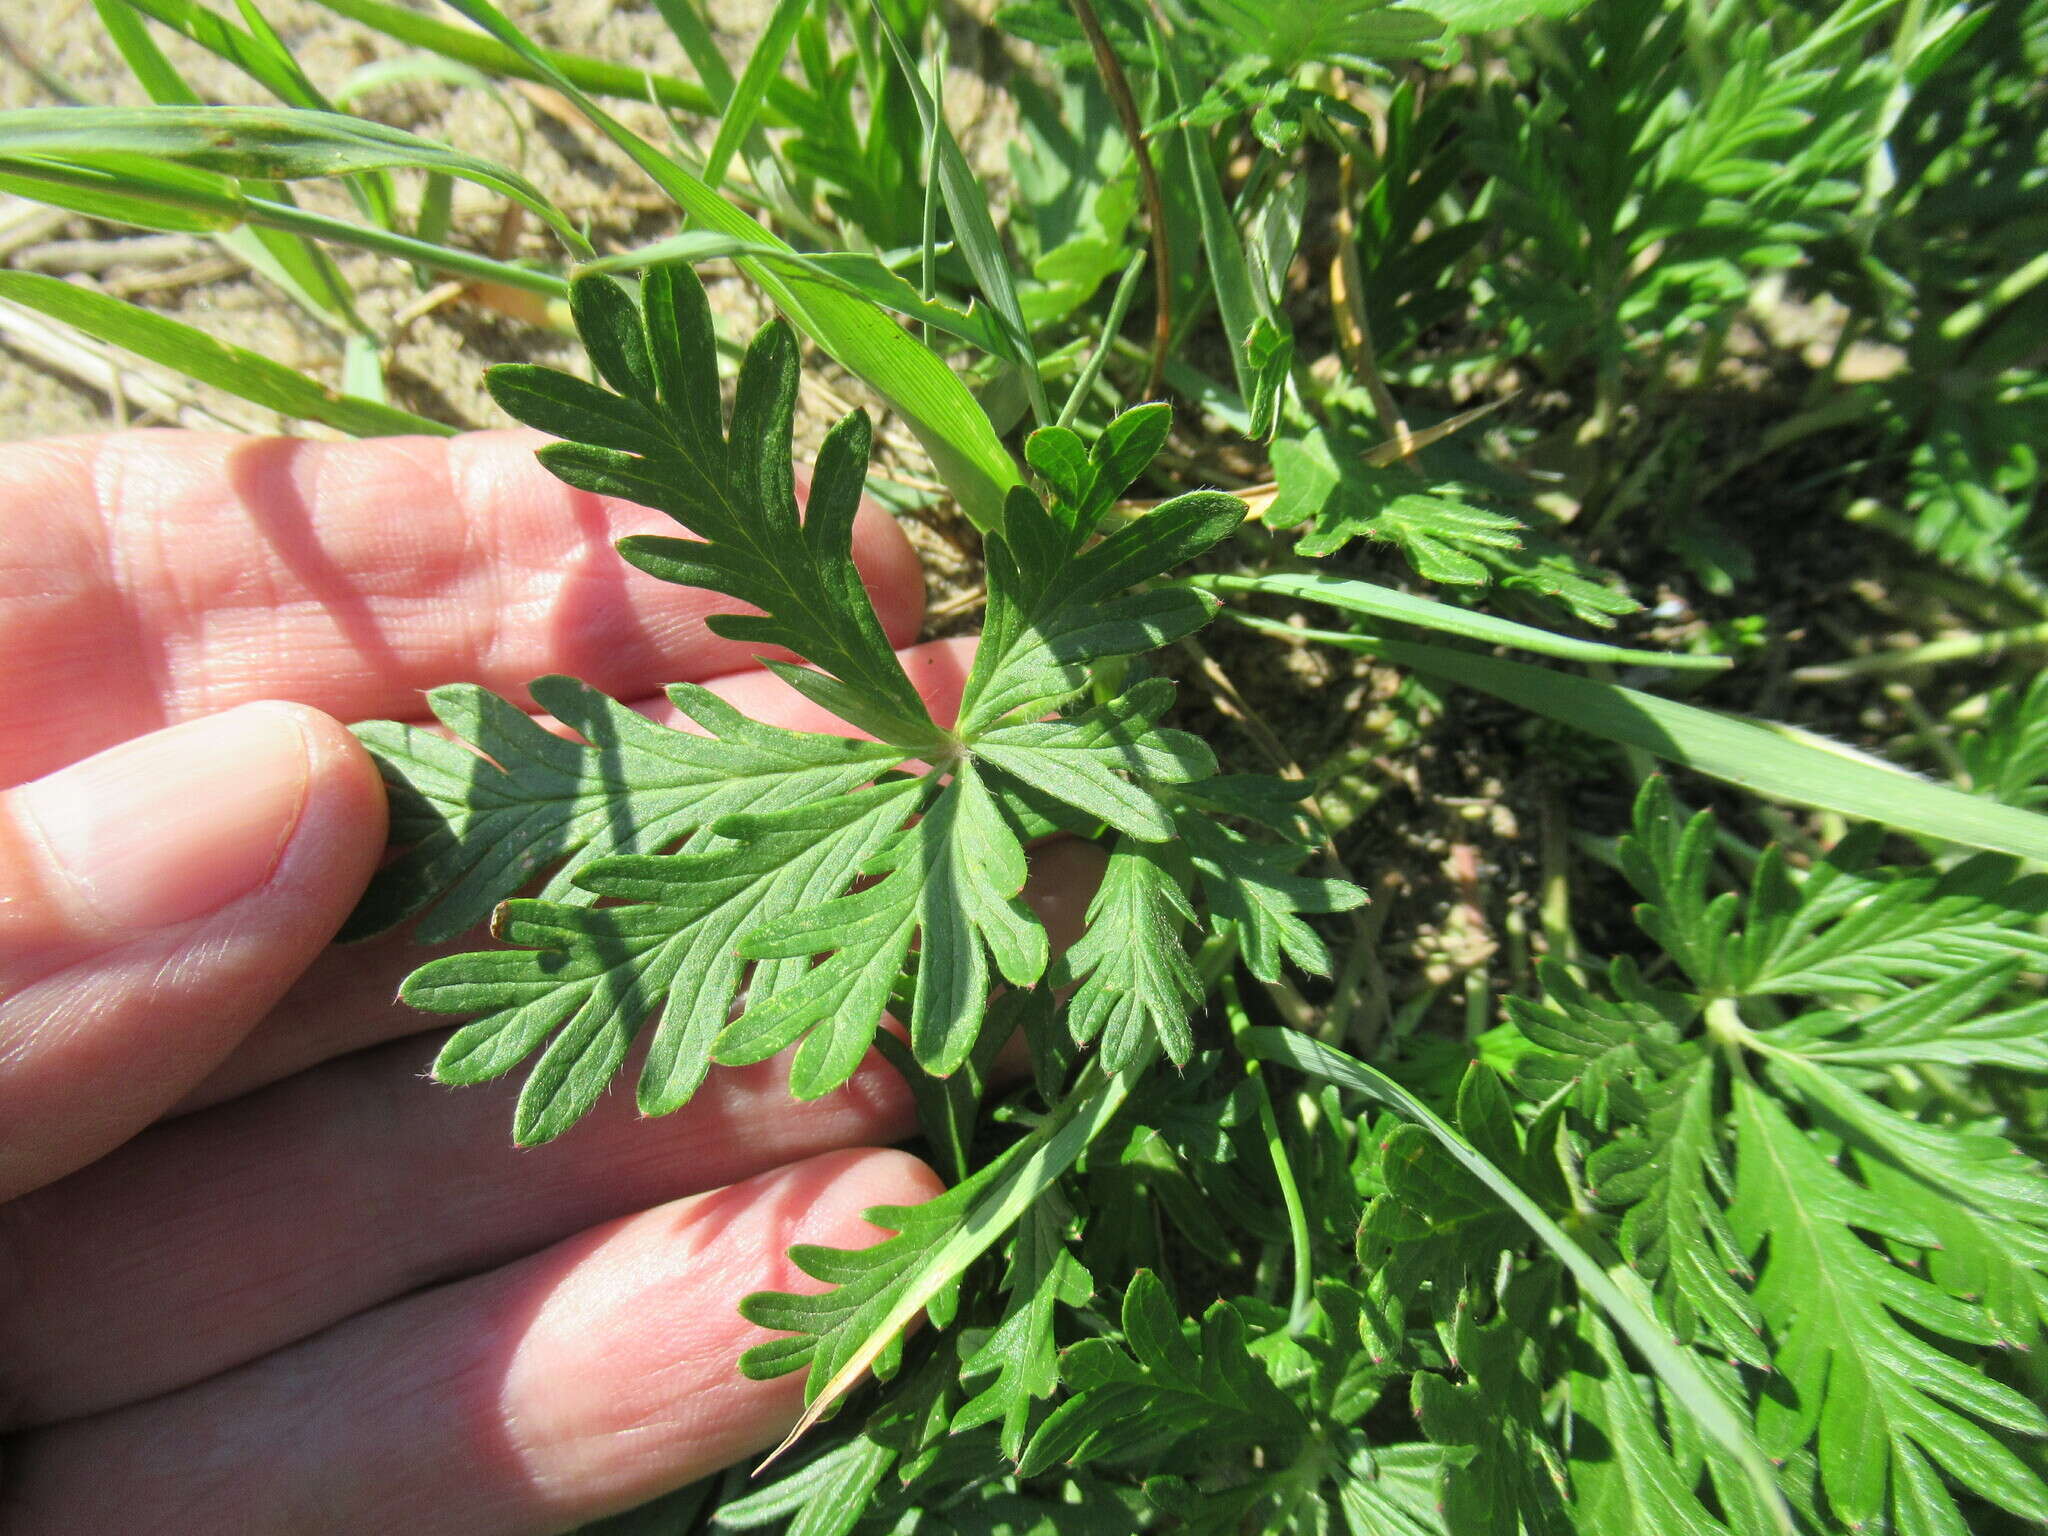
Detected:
[704,0,807,189]
[1241,1026,1794,1536]
[1202,570,1729,670]
[0,106,589,256]
[436,0,1023,532]
[0,270,449,437]
[866,0,1046,421]
[1244,619,2048,861]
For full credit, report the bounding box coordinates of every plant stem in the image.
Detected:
[1791,620,2048,683]
[1058,248,1147,429]
[1225,975,1315,1335]
[1068,0,1172,401]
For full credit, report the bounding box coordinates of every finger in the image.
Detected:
[0,1031,914,1429]
[176,637,982,1112]
[0,839,1104,1427]
[0,703,385,1202]
[0,429,925,787]
[0,1149,943,1536]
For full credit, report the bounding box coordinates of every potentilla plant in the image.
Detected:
[8,0,2048,1529]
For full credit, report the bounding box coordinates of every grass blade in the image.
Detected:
[1151,16,1287,438]
[1199,570,1731,671]
[759,1058,1136,1466]
[1239,615,2048,860]
[866,0,1047,423]
[1240,1026,1794,1536]
[92,0,369,339]
[436,0,1022,532]
[0,269,451,437]
[311,0,741,120]
[0,105,589,257]
[704,0,807,190]
[117,0,400,228]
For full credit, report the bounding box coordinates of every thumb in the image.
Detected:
[0,703,385,1201]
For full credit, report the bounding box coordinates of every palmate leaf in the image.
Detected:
[1177,808,1368,982]
[1730,1076,2048,1533]
[399,779,918,1143]
[975,679,1218,840]
[1564,1314,1733,1536]
[358,288,1277,1139]
[1764,1052,2048,1347]
[1589,1059,1769,1371]
[959,413,1245,733]
[741,1064,1137,1445]
[1411,1287,1572,1536]
[347,677,900,942]
[722,760,1046,1088]
[1620,776,2048,997]
[1783,957,2048,1073]
[1267,426,1522,583]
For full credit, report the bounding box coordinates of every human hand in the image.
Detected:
[0,430,1095,1533]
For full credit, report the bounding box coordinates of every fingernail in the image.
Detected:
[19,703,311,930]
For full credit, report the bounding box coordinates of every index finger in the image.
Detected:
[0,428,926,787]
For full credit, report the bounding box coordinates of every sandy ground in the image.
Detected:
[0,0,1008,602]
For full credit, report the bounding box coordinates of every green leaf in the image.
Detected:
[347,677,899,942]
[495,268,939,747]
[401,780,917,1144]
[975,679,1217,841]
[1204,570,1722,670]
[960,488,1245,734]
[1618,778,2048,997]
[1055,843,1204,1072]
[954,1189,1095,1459]
[1177,811,1367,981]
[741,1062,1137,1456]
[1268,427,1522,582]
[0,270,443,438]
[866,0,1045,423]
[1241,1027,1795,1534]
[1788,959,2048,1072]
[1589,1058,1770,1371]
[435,0,1023,532]
[1765,1053,2048,1346]
[724,761,1045,1089]
[0,104,583,254]
[1422,0,1592,32]
[312,0,726,117]
[709,1435,894,1536]
[1185,0,1443,66]
[1730,1075,2048,1532]
[1244,622,2048,862]
[1565,1314,1734,1536]
[1018,1271,1310,1476]
[703,0,808,189]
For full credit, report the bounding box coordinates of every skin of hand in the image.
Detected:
[0,430,1099,1535]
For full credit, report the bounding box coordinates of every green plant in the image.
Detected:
[5,0,2048,1530]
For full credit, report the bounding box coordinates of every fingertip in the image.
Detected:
[851,502,927,648]
[258,701,388,914]
[784,1147,947,1255]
